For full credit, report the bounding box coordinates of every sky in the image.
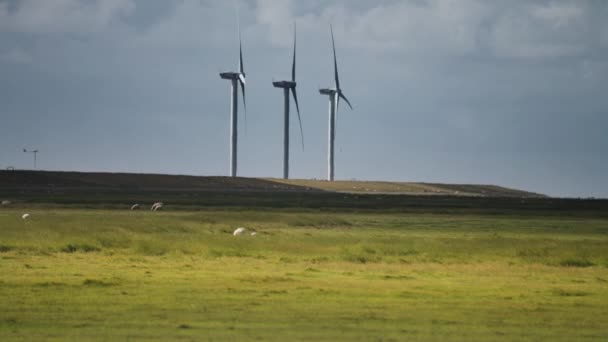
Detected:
[0,0,607,198]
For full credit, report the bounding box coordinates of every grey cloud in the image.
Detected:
[0,47,31,63]
[0,0,607,197]
[252,0,607,62]
[0,0,135,34]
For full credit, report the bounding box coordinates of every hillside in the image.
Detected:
[0,170,544,198]
[268,179,544,197]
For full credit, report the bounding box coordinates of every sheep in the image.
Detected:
[1,200,11,206]
[233,228,259,237]
[151,202,164,211]
[233,227,247,236]
[130,204,140,210]
[22,213,30,220]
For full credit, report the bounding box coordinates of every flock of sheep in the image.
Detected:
[129,202,163,211]
[2,200,30,219]
[4,200,256,237]
[129,202,256,236]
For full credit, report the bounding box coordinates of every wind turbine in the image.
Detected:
[23,148,39,169]
[219,18,247,177]
[273,24,304,180]
[319,25,353,181]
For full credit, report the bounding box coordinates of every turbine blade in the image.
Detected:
[292,22,296,82]
[239,35,245,75]
[236,0,244,75]
[238,23,246,98]
[240,79,246,113]
[331,25,340,90]
[337,93,340,111]
[339,92,353,110]
[335,95,339,139]
[240,79,247,133]
[335,93,340,133]
[291,87,304,150]
[236,5,247,133]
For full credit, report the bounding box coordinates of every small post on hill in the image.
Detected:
[23,148,39,170]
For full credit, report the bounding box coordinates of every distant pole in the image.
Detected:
[23,148,39,170]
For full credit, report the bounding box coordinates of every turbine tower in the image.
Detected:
[219,21,247,177]
[319,25,353,181]
[273,25,303,180]
[23,148,39,169]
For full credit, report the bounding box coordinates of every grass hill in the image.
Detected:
[0,170,543,197]
[269,179,544,197]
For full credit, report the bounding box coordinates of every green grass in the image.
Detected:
[0,208,607,340]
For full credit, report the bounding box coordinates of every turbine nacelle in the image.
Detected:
[273,80,297,89]
[319,88,337,96]
[220,72,243,80]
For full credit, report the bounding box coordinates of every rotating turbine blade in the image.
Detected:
[239,40,245,81]
[240,77,247,113]
[339,92,353,110]
[292,23,297,82]
[291,87,304,150]
[240,79,246,110]
[335,96,339,139]
[240,78,247,133]
[238,27,246,112]
[331,25,340,91]
[337,93,340,111]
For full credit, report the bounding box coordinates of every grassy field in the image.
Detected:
[1,208,607,341]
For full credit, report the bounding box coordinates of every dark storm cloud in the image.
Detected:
[0,0,607,197]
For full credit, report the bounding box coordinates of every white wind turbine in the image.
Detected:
[273,24,304,180]
[319,25,353,181]
[219,16,247,177]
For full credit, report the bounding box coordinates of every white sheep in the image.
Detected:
[131,204,140,210]
[1,200,11,206]
[22,213,30,220]
[151,202,164,211]
[233,227,247,236]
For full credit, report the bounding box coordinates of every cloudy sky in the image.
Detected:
[1,0,607,197]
